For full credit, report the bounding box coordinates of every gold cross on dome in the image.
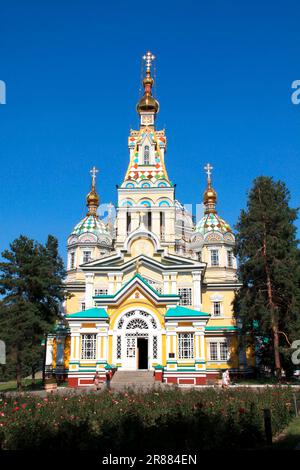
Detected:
[143,51,155,72]
[90,166,99,188]
[204,163,213,183]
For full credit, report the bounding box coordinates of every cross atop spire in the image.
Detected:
[203,163,217,214]
[143,51,155,73]
[87,166,100,216]
[90,166,99,189]
[204,163,213,184]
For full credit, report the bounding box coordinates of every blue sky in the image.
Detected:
[0,0,299,260]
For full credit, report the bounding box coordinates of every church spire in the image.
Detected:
[86,166,100,216]
[136,51,159,125]
[203,163,217,214]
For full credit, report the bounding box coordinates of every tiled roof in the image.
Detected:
[71,215,110,237]
[195,212,231,235]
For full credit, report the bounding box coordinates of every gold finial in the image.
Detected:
[86,166,100,216]
[203,163,217,214]
[136,51,159,115]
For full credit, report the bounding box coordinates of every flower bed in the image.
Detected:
[0,387,298,450]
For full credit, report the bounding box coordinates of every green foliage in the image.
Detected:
[0,387,297,450]
[234,176,300,374]
[0,235,66,386]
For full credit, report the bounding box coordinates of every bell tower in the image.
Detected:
[115,51,176,252]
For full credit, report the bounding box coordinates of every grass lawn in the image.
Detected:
[273,415,300,450]
[0,378,44,392]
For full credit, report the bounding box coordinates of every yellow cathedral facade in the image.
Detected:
[45,52,253,387]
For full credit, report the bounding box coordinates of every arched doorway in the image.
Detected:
[113,309,161,370]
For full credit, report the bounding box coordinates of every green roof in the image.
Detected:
[165,306,210,318]
[67,307,109,319]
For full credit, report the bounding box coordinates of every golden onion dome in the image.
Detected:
[203,186,217,207]
[86,188,99,208]
[136,93,159,114]
[136,70,159,115]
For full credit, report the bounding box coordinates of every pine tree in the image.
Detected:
[0,235,65,389]
[234,177,300,378]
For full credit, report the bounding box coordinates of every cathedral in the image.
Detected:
[45,52,253,386]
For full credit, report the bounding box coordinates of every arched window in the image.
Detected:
[143,145,150,165]
[127,318,148,330]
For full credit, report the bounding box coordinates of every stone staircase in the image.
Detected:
[109,370,161,391]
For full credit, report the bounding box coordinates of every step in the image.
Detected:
[111,371,155,385]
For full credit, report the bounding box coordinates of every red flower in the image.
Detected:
[13,406,20,412]
[239,408,246,414]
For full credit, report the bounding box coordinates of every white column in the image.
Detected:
[194,330,205,360]
[70,332,80,361]
[152,211,160,240]
[45,337,54,366]
[85,273,94,309]
[108,273,115,294]
[163,272,169,295]
[193,322,206,371]
[169,271,178,294]
[116,209,127,241]
[115,272,123,291]
[131,211,140,232]
[192,271,202,310]
[96,333,102,361]
[76,333,81,360]
[103,334,108,361]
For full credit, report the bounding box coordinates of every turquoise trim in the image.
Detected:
[94,273,180,300]
[158,200,170,207]
[121,200,133,207]
[205,326,237,331]
[165,306,210,318]
[67,307,109,319]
